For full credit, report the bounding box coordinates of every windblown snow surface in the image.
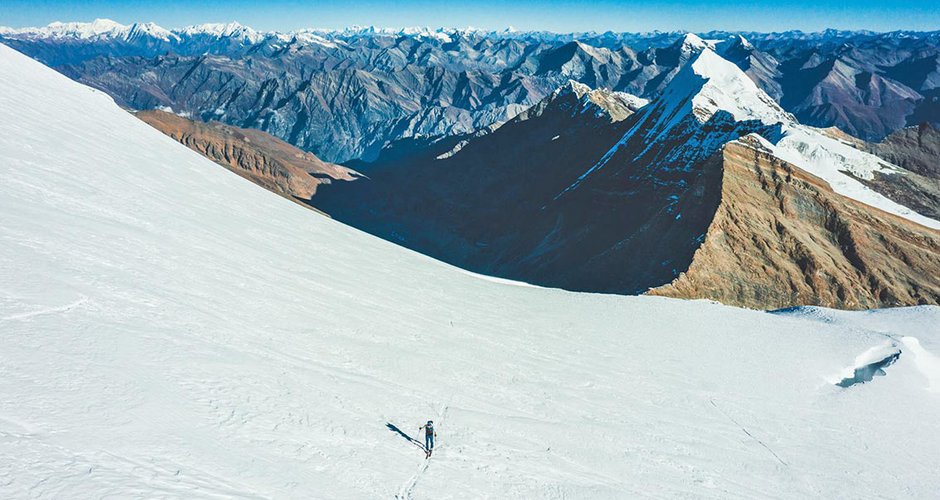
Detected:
[1,44,939,498]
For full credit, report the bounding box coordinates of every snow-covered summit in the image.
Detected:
[667,32,726,59]
[124,22,177,42]
[0,19,265,44]
[665,47,793,125]
[2,18,145,40]
[679,32,712,50]
[540,80,647,122]
[287,31,341,48]
[178,21,264,43]
[732,33,754,49]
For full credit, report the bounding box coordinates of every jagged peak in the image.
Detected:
[670,32,723,53]
[554,79,593,99]
[734,34,754,49]
[493,80,643,133]
[126,22,177,42]
[681,33,708,49]
[180,22,257,37]
[546,80,646,120]
[287,31,341,48]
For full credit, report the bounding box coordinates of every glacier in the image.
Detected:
[1,44,939,498]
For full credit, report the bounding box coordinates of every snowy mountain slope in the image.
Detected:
[2,43,940,499]
[571,48,940,230]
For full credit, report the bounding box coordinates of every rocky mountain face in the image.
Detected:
[4,21,940,161]
[315,48,940,309]
[135,110,359,204]
[649,137,940,309]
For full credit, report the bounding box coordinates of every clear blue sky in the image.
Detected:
[2,0,939,32]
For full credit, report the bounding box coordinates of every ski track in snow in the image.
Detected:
[708,399,788,467]
[396,455,429,500]
[397,403,449,500]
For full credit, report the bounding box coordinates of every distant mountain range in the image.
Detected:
[3,20,940,162]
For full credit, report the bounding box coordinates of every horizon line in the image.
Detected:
[4,18,940,37]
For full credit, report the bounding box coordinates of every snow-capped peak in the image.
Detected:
[684,48,792,124]
[126,22,177,42]
[551,80,648,118]
[290,31,341,48]
[179,22,264,43]
[734,34,754,50]
[643,47,792,132]
[681,32,709,49]
[556,79,593,98]
[394,27,454,42]
[63,18,124,38]
[0,19,181,42]
[565,48,940,229]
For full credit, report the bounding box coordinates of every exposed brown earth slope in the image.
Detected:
[650,136,940,309]
[136,110,359,203]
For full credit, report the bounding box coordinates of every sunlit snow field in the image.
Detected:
[1,44,939,498]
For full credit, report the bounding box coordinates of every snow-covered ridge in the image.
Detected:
[4,21,937,53]
[571,47,940,229]
[2,19,178,41]
[685,48,792,125]
[0,19,261,43]
[0,20,673,41]
[178,21,264,43]
[695,55,940,230]
[0,19,537,46]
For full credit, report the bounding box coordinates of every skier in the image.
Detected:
[419,420,436,457]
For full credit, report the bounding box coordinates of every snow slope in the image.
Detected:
[1,44,939,498]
